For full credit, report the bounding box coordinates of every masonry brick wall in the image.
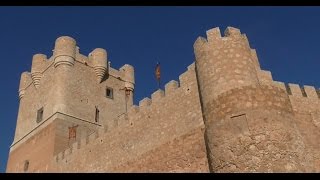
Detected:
[7,26,320,173]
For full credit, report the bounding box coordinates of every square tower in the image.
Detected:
[6,36,135,172]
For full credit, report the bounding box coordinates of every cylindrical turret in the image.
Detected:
[53,36,76,68]
[120,64,135,90]
[51,36,76,113]
[90,48,108,83]
[120,64,135,107]
[195,27,307,172]
[31,54,46,88]
[18,72,31,99]
[195,27,259,105]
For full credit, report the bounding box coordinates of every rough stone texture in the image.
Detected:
[194,26,319,173]
[111,128,209,172]
[6,26,320,173]
[49,63,206,172]
[10,45,133,153]
[6,123,55,173]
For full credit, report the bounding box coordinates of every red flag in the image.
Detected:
[155,62,160,81]
[155,62,161,88]
[68,125,78,140]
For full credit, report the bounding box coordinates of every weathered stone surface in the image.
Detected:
[6,26,320,173]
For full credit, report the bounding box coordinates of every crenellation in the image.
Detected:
[187,62,195,71]
[317,88,320,99]
[224,26,241,37]
[242,33,249,45]
[301,86,308,97]
[193,37,208,60]
[250,49,261,68]
[221,27,251,51]
[151,89,165,103]
[206,27,221,42]
[139,97,152,109]
[302,85,318,99]
[258,70,273,85]
[7,26,320,173]
[164,80,179,95]
[273,81,286,91]
[288,83,303,97]
[286,84,320,114]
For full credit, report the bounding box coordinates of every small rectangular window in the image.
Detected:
[106,87,113,99]
[24,160,29,172]
[230,113,249,136]
[95,107,99,123]
[68,125,78,140]
[36,107,44,123]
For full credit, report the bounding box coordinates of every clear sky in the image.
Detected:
[0,6,320,173]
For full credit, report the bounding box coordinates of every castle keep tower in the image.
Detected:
[7,26,320,173]
[194,27,307,172]
[7,36,135,172]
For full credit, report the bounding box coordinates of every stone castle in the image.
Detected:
[6,26,320,173]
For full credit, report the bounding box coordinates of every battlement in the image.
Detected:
[203,26,245,41]
[273,82,320,113]
[194,27,250,51]
[132,63,196,109]
[194,27,261,102]
[53,62,202,166]
[273,81,320,100]
[19,36,135,99]
[54,126,106,164]
[9,27,320,173]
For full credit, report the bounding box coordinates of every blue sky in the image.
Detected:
[0,7,319,173]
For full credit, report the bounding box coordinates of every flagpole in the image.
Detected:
[155,61,161,90]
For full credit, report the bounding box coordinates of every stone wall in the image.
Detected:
[50,63,209,172]
[7,27,320,173]
[277,82,320,172]
[6,123,55,172]
[8,37,136,172]
[205,85,308,172]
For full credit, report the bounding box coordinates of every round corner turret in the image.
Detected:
[90,48,108,83]
[19,72,31,99]
[53,36,76,68]
[120,64,135,89]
